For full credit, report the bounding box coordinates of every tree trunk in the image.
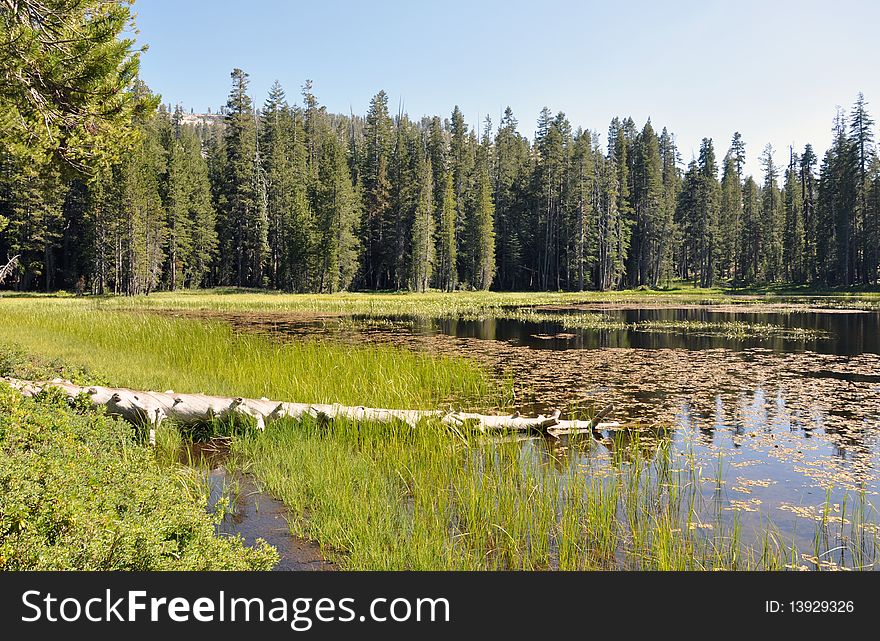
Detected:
[3,378,620,441]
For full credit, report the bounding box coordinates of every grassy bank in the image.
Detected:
[5,284,880,324]
[0,299,498,409]
[69,283,880,316]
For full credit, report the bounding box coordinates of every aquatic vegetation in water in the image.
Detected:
[233,418,880,570]
[487,308,829,340]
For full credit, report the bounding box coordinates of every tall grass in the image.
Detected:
[231,417,858,571]
[0,299,496,408]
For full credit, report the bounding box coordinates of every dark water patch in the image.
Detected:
[186,441,336,571]
[804,370,880,384]
[377,307,880,355]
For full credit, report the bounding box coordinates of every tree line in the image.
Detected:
[2,67,878,293]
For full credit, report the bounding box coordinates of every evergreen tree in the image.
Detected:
[569,128,596,290]
[314,134,360,292]
[849,93,876,282]
[1,159,64,290]
[800,144,819,283]
[695,139,721,287]
[630,120,664,286]
[783,148,805,282]
[470,122,495,290]
[261,81,315,291]
[739,176,763,282]
[410,154,435,291]
[0,0,147,170]
[493,107,530,290]
[761,144,784,281]
[361,91,394,288]
[719,150,742,281]
[658,128,681,287]
[218,69,267,287]
[449,106,474,284]
[436,171,457,291]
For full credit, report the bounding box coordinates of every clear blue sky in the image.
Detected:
[134,0,879,178]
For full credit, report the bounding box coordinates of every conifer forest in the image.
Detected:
[3,58,878,295]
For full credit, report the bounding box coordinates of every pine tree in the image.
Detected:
[183,131,217,288]
[783,148,805,282]
[534,109,571,289]
[0,0,147,170]
[219,69,267,287]
[596,152,627,291]
[314,134,360,292]
[739,176,762,282]
[1,160,64,290]
[658,128,681,287]
[471,123,495,290]
[410,154,435,291]
[761,144,784,281]
[695,139,721,287]
[607,118,634,288]
[493,107,530,290]
[361,91,394,288]
[449,106,474,284]
[719,152,742,281]
[631,120,664,286]
[800,144,819,283]
[849,93,876,282]
[436,171,457,291]
[569,128,596,290]
[729,132,746,180]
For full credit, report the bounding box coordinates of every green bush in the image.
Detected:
[0,384,278,570]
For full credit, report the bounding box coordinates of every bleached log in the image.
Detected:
[3,377,619,436]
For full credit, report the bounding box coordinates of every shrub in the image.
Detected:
[0,384,278,570]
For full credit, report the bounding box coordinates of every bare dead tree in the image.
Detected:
[0,254,19,285]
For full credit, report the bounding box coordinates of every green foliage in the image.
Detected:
[0,383,278,570]
[233,415,821,570]
[0,0,148,171]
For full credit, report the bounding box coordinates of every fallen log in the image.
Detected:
[2,377,620,443]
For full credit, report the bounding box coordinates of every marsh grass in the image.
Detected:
[0,300,497,409]
[231,416,876,570]
[49,284,880,316]
[478,309,828,340]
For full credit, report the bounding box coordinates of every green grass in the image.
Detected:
[480,308,828,340]
[232,418,840,570]
[15,282,874,317]
[0,299,499,409]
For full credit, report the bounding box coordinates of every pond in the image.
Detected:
[214,302,880,569]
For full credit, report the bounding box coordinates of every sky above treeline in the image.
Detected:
[135,0,880,179]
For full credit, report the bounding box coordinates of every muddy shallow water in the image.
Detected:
[187,442,336,571]
[203,303,880,567]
